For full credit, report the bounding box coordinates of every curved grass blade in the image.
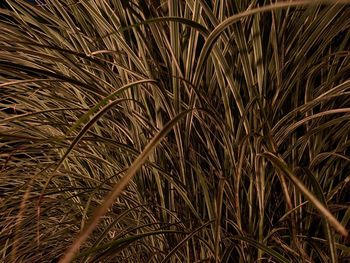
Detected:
[161,220,214,263]
[228,235,291,263]
[261,152,348,238]
[59,109,195,263]
[76,230,184,260]
[68,79,157,133]
[192,0,345,88]
[302,168,338,263]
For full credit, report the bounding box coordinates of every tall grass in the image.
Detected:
[1,0,350,262]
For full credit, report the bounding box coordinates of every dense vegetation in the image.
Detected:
[1,0,350,262]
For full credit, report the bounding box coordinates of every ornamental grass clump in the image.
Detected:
[0,0,349,262]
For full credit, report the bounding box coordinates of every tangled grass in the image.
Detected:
[1,0,350,262]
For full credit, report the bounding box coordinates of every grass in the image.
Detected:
[0,0,350,262]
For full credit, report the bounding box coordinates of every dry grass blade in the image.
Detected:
[1,0,349,262]
[262,152,348,238]
[59,109,194,263]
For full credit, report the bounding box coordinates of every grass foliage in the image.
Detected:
[1,0,350,262]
